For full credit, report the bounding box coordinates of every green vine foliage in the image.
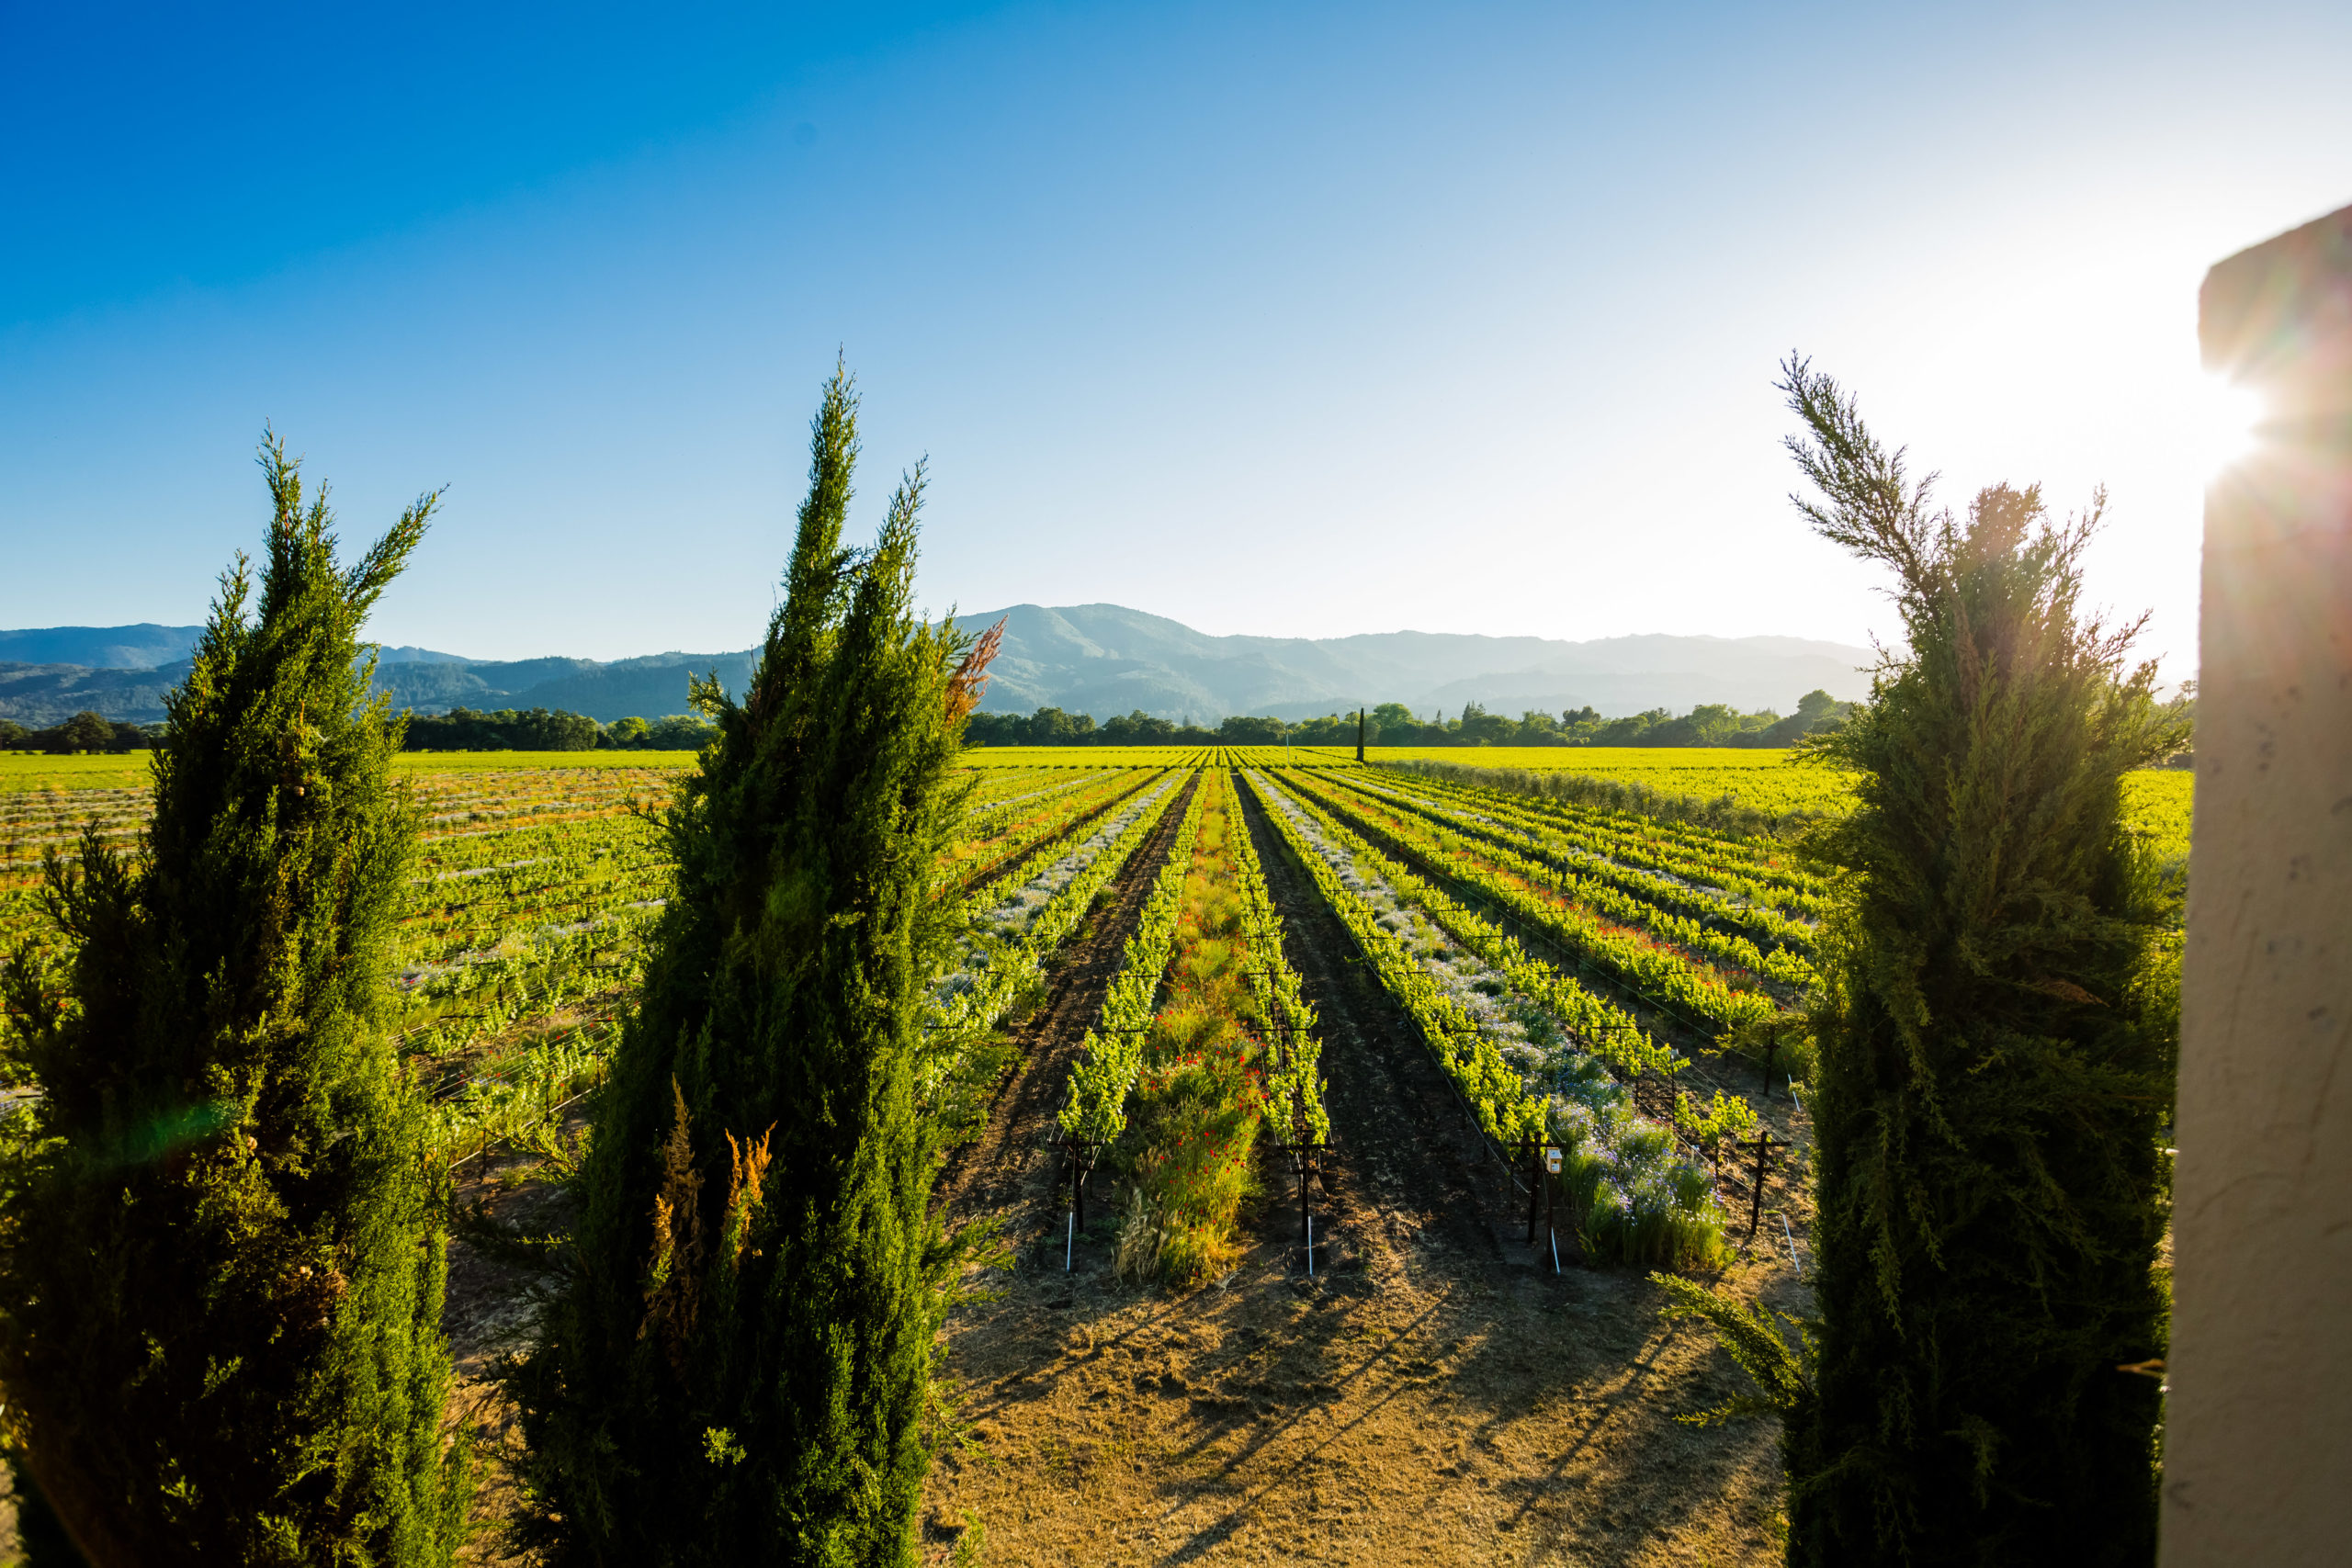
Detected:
[510,367,979,1563]
[1776,359,2187,1566]
[0,437,465,1564]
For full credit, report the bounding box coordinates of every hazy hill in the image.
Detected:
[0,607,1871,728]
[0,625,204,669]
[964,604,1871,723]
[0,624,468,671]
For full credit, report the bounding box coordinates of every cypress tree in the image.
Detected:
[1776,360,2184,1565]
[0,436,465,1563]
[514,367,984,1562]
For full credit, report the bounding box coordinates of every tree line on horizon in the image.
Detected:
[0,706,719,755]
[0,693,1857,756]
[962,690,1858,748]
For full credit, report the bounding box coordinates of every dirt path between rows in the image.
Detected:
[917,773,1802,1567]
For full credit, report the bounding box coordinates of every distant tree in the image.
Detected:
[0,435,463,1562]
[1456,703,1515,745]
[601,715,652,748]
[1368,702,1415,743]
[1560,705,1600,728]
[513,367,981,1560]
[1216,713,1286,745]
[0,720,28,749]
[961,710,1026,746]
[1588,707,1668,746]
[642,713,717,750]
[1280,713,1354,746]
[1775,360,2181,1563]
[1099,709,1177,744]
[1028,705,1077,742]
[58,711,113,752]
[402,705,601,751]
[1747,689,1856,749]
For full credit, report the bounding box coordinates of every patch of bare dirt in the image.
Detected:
[443,1138,579,1566]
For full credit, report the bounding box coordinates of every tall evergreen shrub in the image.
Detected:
[0,437,464,1564]
[1776,360,2184,1564]
[514,368,986,1562]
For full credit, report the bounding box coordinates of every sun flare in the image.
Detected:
[2189,374,2267,478]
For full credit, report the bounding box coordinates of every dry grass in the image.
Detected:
[921,1196,1801,1567]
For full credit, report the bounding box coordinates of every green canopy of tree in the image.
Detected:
[1774,359,2183,1563]
[511,369,985,1561]
[0,434,465,1563]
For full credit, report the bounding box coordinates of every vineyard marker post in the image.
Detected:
[1543,1140,1563,1271]
[1521,1138,1541,1244]
[1740,1130,1781,1239]
[1272,1085,1323,1276]
[1054,1133,1107,1271]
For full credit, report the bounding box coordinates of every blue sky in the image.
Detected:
[4,2,2347,676]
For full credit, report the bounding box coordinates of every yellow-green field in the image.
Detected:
[0,750,707,794]
[1366,746,2194,862]
[958,746,1217,768]
[0,743,2199,863]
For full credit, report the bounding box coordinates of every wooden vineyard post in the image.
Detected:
[1521,1138,1542,1244]
[1734,1130,1781,1240]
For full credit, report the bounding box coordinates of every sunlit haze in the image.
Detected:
[5,2,2348,683]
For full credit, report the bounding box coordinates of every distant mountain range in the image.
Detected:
[0,606,1873,728]
[0,624,466,670]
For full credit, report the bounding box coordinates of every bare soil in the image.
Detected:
[914,780,1814,1567]
[444,1136,581,1566]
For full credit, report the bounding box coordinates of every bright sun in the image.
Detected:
[2188,375,2267,479]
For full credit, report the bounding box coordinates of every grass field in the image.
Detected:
[0,750,707,793]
